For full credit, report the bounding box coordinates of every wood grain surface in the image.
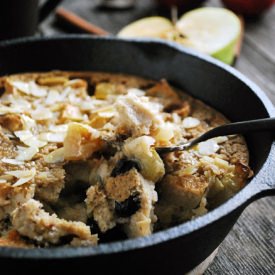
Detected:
[39,0,275,274]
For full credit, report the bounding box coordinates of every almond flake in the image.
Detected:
[13,177,33,187]
[29,82,47,97]
[79,101,93,111]
[198,139,219,156]
[11,80,30,94]
[94,106,116,118]
[182,117,200,129]
[21,114,36,130]
[44,147,65,163]
[15,130,47,148]
[127,88,146,96]
[62,105,83,121]
[10,96,31,109]
[5,168,36,187]
[38,132,66,143]
[0,106,21,115]
[31,108,53,120]
[16,146,38,161]
[214,136,228,144]
[14,130,33,141]
[49,124,68,132]
[45,90,62,105]
[1,158,24,165]
[23,136,47,148]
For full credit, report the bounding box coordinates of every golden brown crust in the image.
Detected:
[0,71,252,247]
[0,231,31,248]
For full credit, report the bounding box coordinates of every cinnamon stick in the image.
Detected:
[55,7,110,36]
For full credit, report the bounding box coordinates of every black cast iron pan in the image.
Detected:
[0,36,274,275]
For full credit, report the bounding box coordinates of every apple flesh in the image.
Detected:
[222,0,274,16]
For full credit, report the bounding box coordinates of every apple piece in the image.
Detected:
[118,16,174,39]
[176,7,241,64]
[64,122,103,160]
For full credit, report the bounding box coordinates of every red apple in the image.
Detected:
[222,0,274,16]
[156,0,207,11]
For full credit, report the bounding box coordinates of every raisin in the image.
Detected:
[87,83,96,96]
[111,158,141,177]
[100,226,127,243]
[87,218,101,234]
[115,194,141,218]
[58,234,76,245]
[0,87,4,96]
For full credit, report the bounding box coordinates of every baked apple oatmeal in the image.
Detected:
[0,72,252,247]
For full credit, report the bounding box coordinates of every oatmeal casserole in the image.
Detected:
[0,72,252,247]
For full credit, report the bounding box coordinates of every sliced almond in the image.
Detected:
[127,88,146,96]
[0,106,21,115]
[15,130,47,148]
[21,114,36,130]
[62,105,83,121]
[38,132,66,143]
[31,108,53,120]
[44,147,65,164]
[214,136,228,144]
[11,80,30,95]
[94,106,116,118]
[197,139,219,156]
[16,146,38,161]
[5,168,36,187]
[49,124,68,132]
[182,117,200,129]
[45,90,62,105]
[1,158,24,165]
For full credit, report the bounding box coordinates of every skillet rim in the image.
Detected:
[0,35,274,259]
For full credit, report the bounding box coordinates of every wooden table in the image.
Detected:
[40,0,275,273]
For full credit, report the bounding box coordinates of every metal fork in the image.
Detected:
[156,117,275,154]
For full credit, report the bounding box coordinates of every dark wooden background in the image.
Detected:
[40,0,275,274]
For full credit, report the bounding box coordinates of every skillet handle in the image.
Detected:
[252,142,275,197]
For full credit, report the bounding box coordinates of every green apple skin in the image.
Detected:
[211,38,237,65]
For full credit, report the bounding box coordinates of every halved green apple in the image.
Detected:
[118,8,242,65]
[118,16,174,39]
[176,8,241,64]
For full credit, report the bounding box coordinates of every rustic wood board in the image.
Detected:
[39,0,275,274]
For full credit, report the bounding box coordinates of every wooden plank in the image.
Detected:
[206,197,275,275]
[244,7,275,64]
[236,39,275,103]
[39,1,275,274]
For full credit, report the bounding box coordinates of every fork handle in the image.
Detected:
[195,117,275,144]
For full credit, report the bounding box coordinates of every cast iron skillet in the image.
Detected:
[0,36,274,274]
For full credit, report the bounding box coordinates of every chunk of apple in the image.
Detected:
[64,122,103,160]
